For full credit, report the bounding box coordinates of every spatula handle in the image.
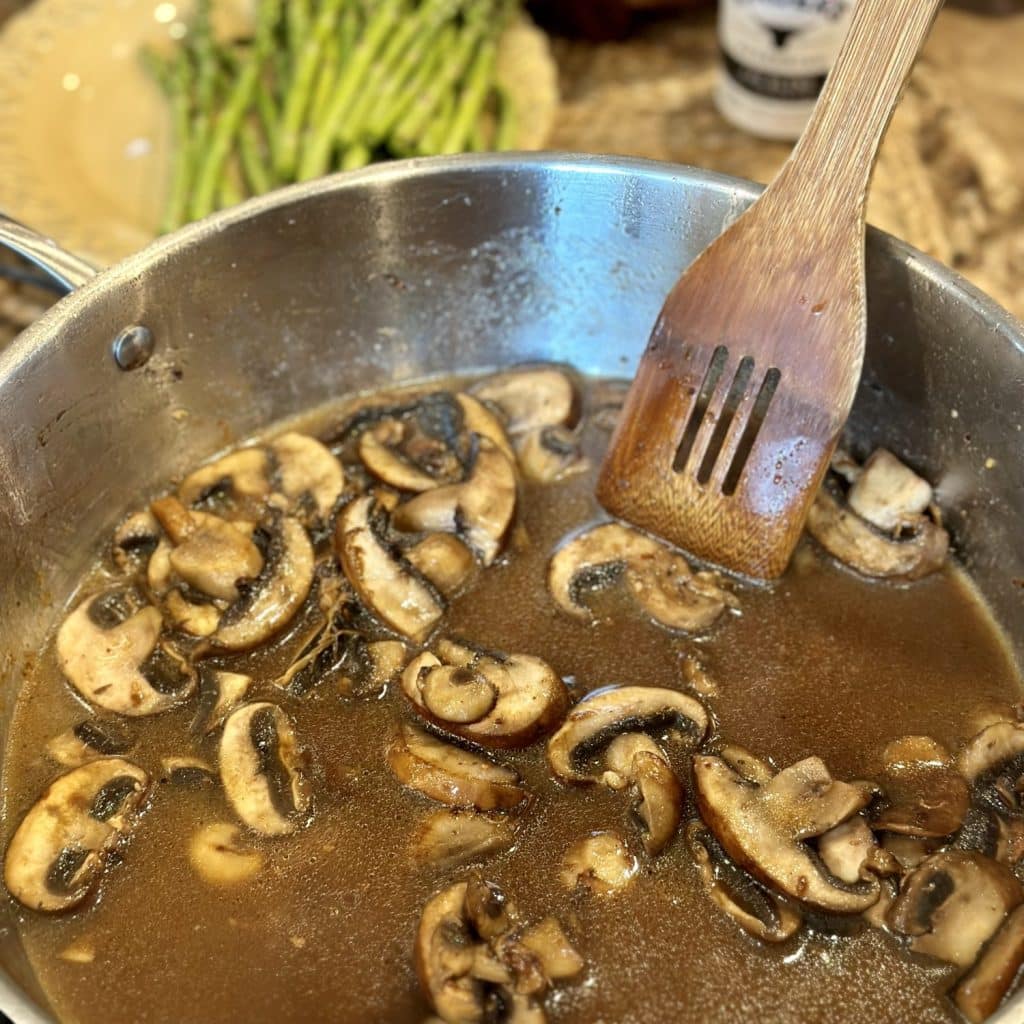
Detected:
[776,0,944,222]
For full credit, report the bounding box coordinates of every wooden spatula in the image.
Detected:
[597,0,944,579]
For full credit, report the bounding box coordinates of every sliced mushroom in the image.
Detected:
[405,534,478,598]
[386,723,525,812]
[4,758,149,911]
[161,756,216,787]
[111,510,161,572]
[56,593,194,716]
[888,850,1022,967]
[818,816,900,884]
[846,449,935,533]
[359,419,442,493]
[219,703,312,836]
[560,831,638,896]
[806,450,948,580]
[214,516,315,651]
[151,497,264,603]
[547,686,708,783]
[548,523,734,632]
[687,821,803,943]
[872,735,970,838]
[189,822,264,887]
[46,720,133,768]
[192,670,253,735]
[959,721,1024,796]
[410,810,516,869]
[500,917,584,987]
[392,438,517,566]
[470,367,578,437]
[179,447,271,512]
[516,426,589,485]
[603,733,682,854]
[455,394,516,464]
[402,644,569,749]
[882,833,942,871]
[335,495,444,642]
[268,432,344,519]
[415,882,482,1024]
[693,754,879,913]
[953,904,1024,1024]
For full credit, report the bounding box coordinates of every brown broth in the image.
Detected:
[2,374,1020,1024]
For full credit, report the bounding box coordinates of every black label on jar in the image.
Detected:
[721,50,828,100]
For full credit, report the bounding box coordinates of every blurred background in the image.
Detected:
[0,0,1022,345]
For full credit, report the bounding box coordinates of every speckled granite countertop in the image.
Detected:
[2,5,1022,344]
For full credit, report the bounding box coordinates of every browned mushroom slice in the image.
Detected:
[179,447,271,513]
[687,822,803,944]
[151,497,264,603]
[268,432,344,519]
[219,703,312,837]
[56,592,195,717]
[387,723,526,812]
[189,822,264,887]
[111,509,161,572]
[888,850,1022,967]
[213,517,315,651]
[470,367,578,437]
[405,534,478,598]
[560,831,638,896]
[402,645,569,749]
[455,394,517,465]
[415,882,483,1024]
[192,670,253,735]
[872,735,970,837]
[359,420,442,493]
[548,522,733,632]
[806,450,948,580]
[516,426,589,485]
[846,449,935,533]
[409,810,516,869]
[881,833,942,871]
[547,686,708,783]
[335,495,445,642]
[46,720,133,768]
[603,733,682,855]
[161,756,216,787]
[392,438,517,566]
[959,721,1024,804]
[953,904,1024,1024]
[818,816,900,883]
[694,754,879,914]
[4,758,149,912]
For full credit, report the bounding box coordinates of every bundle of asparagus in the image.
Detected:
[142,0,520,232]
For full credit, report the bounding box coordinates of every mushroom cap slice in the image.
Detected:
[189,822,264,887]
[693,754,879,914]
[548,522,732,632]
[4,758,149,912]
[192,670,253,735]
[386,723,526,812]
[405,534,478,599]
[219,703,312,837]
[358,420,442,493]
[56,595,193,717]
[455,394,516,464]
[403,647,570,749]
[335,495,444,642]
[179,448,271,511]
[410,810,516,869]
[560,831,638,896]
[604,734,683,855]
[888,850,1022,967]
[470,368,577,436]
[392,438,517,567]
[547,686,708,783]
[46,720,132,768]
[214,516,315,651]
[269,432,344,519]
[806,488,948,581]
[818,816,900,884]
[872,735,970,838]
[846,449,934,534]
[953,903,1024,1024]
[516,426,589,485]
[416,882,485,1024]
[687,822,803,944]
[959,721,1024,784]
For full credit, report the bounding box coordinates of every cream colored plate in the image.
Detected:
[0,0,558,266]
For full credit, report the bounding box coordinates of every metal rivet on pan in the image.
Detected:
[111,325,155,370]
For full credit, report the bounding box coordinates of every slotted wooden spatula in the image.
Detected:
[597,0,944,579]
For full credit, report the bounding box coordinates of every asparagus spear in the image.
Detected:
[439,36,497,154]
[275,0,348,180]
[239,118,273,194]
[493,83,517,151]
[297,0,404,181]
[190,0,281,220]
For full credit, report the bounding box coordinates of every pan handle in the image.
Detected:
[0,212,98,294]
